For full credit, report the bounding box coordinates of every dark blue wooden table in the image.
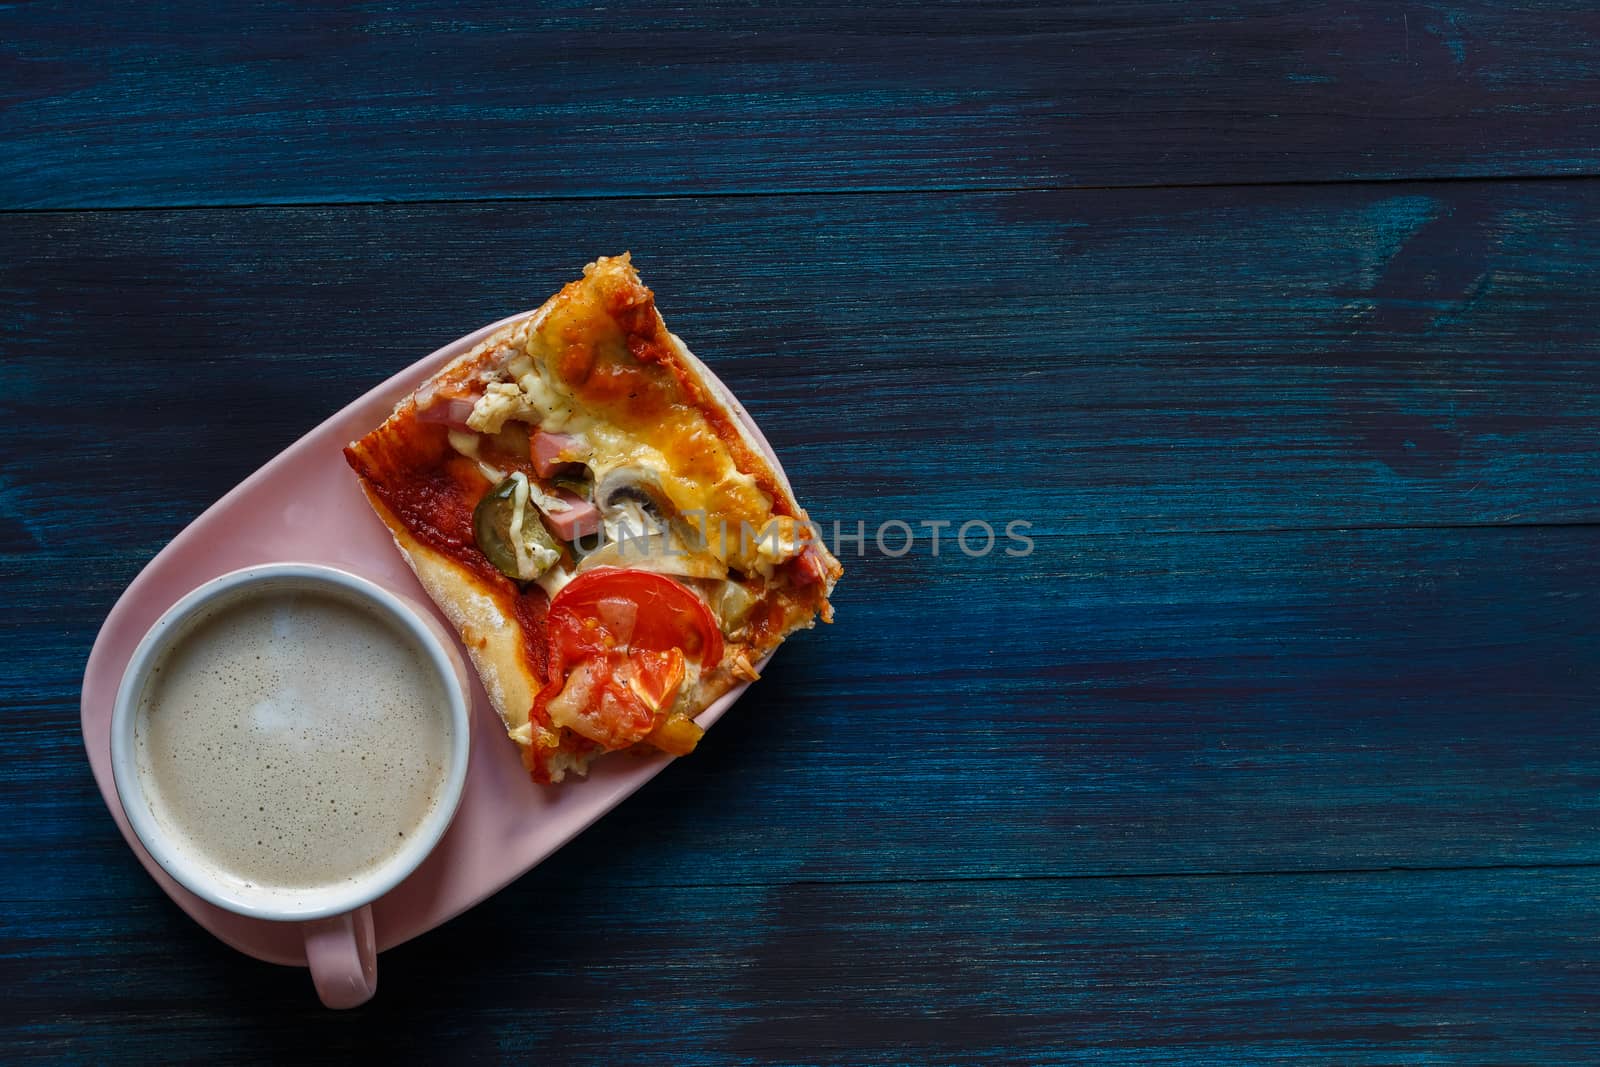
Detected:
[5,4,1599,1062]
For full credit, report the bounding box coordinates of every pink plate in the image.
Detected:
[80,311,787,967]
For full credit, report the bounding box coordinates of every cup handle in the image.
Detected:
[302,905,378,1009]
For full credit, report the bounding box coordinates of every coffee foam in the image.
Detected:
[134,585,452,896]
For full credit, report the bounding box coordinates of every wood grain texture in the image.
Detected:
[6,18,1600,1055]
[4,178,1598,901]
[4,864,1598,1063]
[3,181,1599,563]
[6,2,1600,208]
[8,520,1599,896]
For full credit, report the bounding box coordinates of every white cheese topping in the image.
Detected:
[526,480,570,515]
[516,365,572,429]
[466,381,527,434]
[452,324,785,574]
[506,472,559,581]
[750,516,807,577]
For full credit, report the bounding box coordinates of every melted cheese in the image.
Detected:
[466,341,776,571]
[535,562,577,601]
[467,382,525,433]
[750,515,808,578]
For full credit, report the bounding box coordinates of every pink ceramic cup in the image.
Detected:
[109,563,473,1009]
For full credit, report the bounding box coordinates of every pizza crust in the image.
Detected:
[346,255,840,782]
[356,486,541,739]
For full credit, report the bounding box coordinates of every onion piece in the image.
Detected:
[446,429,481,458]
[576,540,728,580]
[714,581,759,634]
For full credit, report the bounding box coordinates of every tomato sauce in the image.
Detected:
[508,587,550,681]
[344,408,550,678]
[345,256,837,785]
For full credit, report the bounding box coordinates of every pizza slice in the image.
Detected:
[344,255,841,783]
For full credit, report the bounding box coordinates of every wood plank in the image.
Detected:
[12,521,1600,886]
[5,2,1600,208]
[5,867,1597,1062]
[3,182,1599,560]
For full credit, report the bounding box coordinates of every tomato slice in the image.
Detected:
[546,567,723,672]
[534,568,723,752]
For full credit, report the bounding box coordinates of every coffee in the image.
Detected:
[133,586,453,895]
